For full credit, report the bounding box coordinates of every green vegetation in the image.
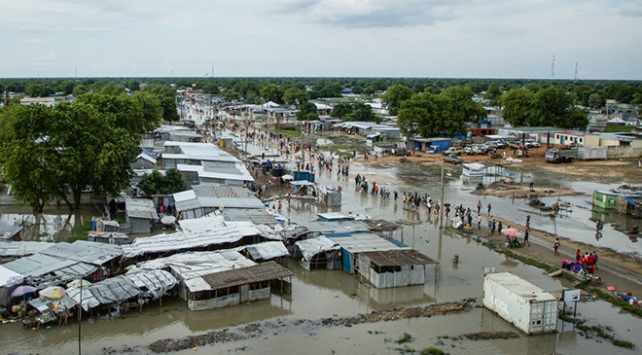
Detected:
[474,237,558,273]
[396,333,413,344]
[421,347,445,355]
[558,311,635,349]
[138,169,187,197]
[273,129,301,138]
[604,125,636,133]
[501,86,588,129]
[582,287,642,318]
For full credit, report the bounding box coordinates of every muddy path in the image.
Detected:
[146,299,475,353]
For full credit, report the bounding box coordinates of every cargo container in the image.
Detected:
[483,272,558,335]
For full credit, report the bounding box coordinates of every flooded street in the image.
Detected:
[1,143,641,354]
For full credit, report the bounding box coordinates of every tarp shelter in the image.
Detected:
[294,236,341,270]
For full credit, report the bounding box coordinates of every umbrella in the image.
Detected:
[39,286,67,300]
[281,174,294,181]
[502,228,519,238]
[11,285,38,298]
[66,279,92,289]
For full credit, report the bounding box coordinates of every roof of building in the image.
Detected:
[361,219,402,232]
[240,241,290,261]
[163,141,239,163]
[327,233,409,254]
[407,137,451,142]
[295,235,340,261]
[500,126,562,133]
[197,261,293,292]
[220,208,280,226]
[174,184,263,211]
[360,249,436,266]
[38,240,122,266]
[0,241,50,260]
[296,220,371,235]
[125,198,158,220]
[122,217,263,258]
[0,225,23,240]
[0,265,23,287]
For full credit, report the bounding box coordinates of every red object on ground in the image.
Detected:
[606,286,616,291]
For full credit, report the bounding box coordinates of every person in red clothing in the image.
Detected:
[588,253,595,265]
[576,249,581,262]
[587,264,596,274]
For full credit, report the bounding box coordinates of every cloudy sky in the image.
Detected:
[1,0,641,79]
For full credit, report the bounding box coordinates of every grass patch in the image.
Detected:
[274,129,300,138]
[421,347,445,355]
[582,287,642,318]
[396,333,413,344]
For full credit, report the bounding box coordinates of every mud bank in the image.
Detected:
[463,332,520,340]
[148,300,474,353]
[471,185,582,199]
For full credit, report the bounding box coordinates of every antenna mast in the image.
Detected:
[551,55,555,80]
[573,62,578,82]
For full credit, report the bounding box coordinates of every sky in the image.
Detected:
[1,0,642,80]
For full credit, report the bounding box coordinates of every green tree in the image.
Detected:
[161,169,187,194]
[499,88,535,126]
[0,82,5,94]
[397,93,463,137]
[485,83,501,105]
[73,84,88,96]
[382,84,414,115]
[126,80,141,92]
[25,83,48,97]
[138,170,164,197]
[531,86,573,126]
[160,96,180,123]
[58,80,75,96]
[344,102,375,122]
[75,93,161,136]
[332,103,352,119]
[588,93,604,109]
[441,86,487,124]
[283,88,309,106]
[296,101,319,120]
[259,84,284,104]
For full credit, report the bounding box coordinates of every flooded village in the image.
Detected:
[1,86,642,355]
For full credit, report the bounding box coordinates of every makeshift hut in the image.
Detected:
[294,236,341,270]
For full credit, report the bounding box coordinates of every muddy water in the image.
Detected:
[2,152,642,354]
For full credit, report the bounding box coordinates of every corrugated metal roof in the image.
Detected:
[122,220,261,258]
[67,275,142,311]
[221,208,279,226]
[0,225,22,240]
[242,241,289,261]
[297,221,370,235]
[135,250,256,282]
[39,240,122,266]
[295,236,340,261]
[197,261,293,291]
[191,184,264,209]
[360,250,436,266]
[126,198,158,220]
[0,265,23,287]
[126,270,177,300]
[0,241,54,258]
[327,233,408,254]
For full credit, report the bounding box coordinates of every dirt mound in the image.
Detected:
[148,299,474,353]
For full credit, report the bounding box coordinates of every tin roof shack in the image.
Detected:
[361,219,402,239]
[191,261,293,311]
[38,240,122,281]
[3,254,97,289]
[67,270,177,315]
[0,225,23,241]
[327,233,436,288]
[0,265,24,307]
[237,241,290,264]
[131,149,157,170]
[27,295,77,329]
[173,184,264,220]
[87,232,129,245]
[406,138,451,153]
[356,250,435,288]
[125,198,158,234]
[294,235,341,270]
[318,186,342,207]
[135,251,292,311]
[482,272,558,335]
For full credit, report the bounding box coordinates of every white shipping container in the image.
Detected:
[578,146,607,160]
[483,272,558,335]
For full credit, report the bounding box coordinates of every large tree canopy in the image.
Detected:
[500,86,588,129]
[0,93,160,211]
[396,88,483,137]
[382,84,414,115]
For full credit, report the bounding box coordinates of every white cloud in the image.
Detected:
[0,0,640,79]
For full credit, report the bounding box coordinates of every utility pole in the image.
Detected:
[551,55,556,80]
[439,158,445,228]
[573,62,579,83]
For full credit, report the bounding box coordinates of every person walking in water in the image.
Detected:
[554,238,560,255]
[486,203,492,215]
[477,201,482,214]
[523,229,530,246]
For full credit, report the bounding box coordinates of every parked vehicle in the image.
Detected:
[568,142,583,149]
[493,140,507,149]
[472,144,488,155]
[508,141,522,150]
[443,154,463,164]
[464,145,475,155]
[545,148,577,163]
[443,147,464,156]
[524,139,540,148]
[483,272,558,335]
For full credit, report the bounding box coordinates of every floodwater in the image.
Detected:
[2,143,642,354]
